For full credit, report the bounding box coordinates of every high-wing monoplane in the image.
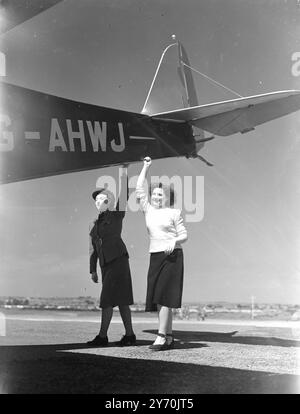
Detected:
[1,30,300,183]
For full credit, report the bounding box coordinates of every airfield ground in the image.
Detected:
[0,311,299,394]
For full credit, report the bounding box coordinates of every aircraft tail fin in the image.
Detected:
[142,36,199,115]
[176,41,208,149]
[141,37,214,164]
[177,41,199,108]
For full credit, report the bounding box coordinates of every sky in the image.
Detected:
[0,0,300,305]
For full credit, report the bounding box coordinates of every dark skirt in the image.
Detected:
[145,249,184,312]
[100,254,134,308]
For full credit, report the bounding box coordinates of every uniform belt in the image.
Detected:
[97,235,122,246]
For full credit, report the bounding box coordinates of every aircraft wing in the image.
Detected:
[0,0,64,34]
[150,90,300,136]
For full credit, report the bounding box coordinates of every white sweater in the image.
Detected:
[136,184,188,253]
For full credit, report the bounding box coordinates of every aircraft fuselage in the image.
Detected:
[0,83,195,183]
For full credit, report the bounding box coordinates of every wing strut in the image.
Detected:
[195,153,214,167]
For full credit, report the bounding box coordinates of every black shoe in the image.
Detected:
[86,335,108,347]
[116,334,136,347]
[149,333,175,351]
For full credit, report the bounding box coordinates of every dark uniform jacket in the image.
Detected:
[89,208,128,272]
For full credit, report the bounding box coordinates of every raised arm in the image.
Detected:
[136,157,151,188]
[136,157,152,211]
[116,165,129,214]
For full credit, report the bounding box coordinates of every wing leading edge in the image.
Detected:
[150,90,300,136]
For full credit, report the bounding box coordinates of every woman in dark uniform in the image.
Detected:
[87,169,136,347]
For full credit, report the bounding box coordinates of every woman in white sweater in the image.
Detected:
[136,157,188,351]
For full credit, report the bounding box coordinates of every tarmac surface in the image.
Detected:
[0,311,299,394]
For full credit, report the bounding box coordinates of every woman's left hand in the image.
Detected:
[91,272,99,283]
[164,240,176,255]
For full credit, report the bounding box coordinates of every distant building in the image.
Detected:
[0,312,5,336]
[291,310,300,321]
[0,52,5,76]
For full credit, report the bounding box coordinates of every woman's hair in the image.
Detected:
[149,182,175,207]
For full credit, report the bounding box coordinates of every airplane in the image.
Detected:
[1,30,300,184]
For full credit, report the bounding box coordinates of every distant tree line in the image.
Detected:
[4,298,30,306]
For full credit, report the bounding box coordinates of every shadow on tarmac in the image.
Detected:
[144,329,300,348]
[0,340,298,394]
